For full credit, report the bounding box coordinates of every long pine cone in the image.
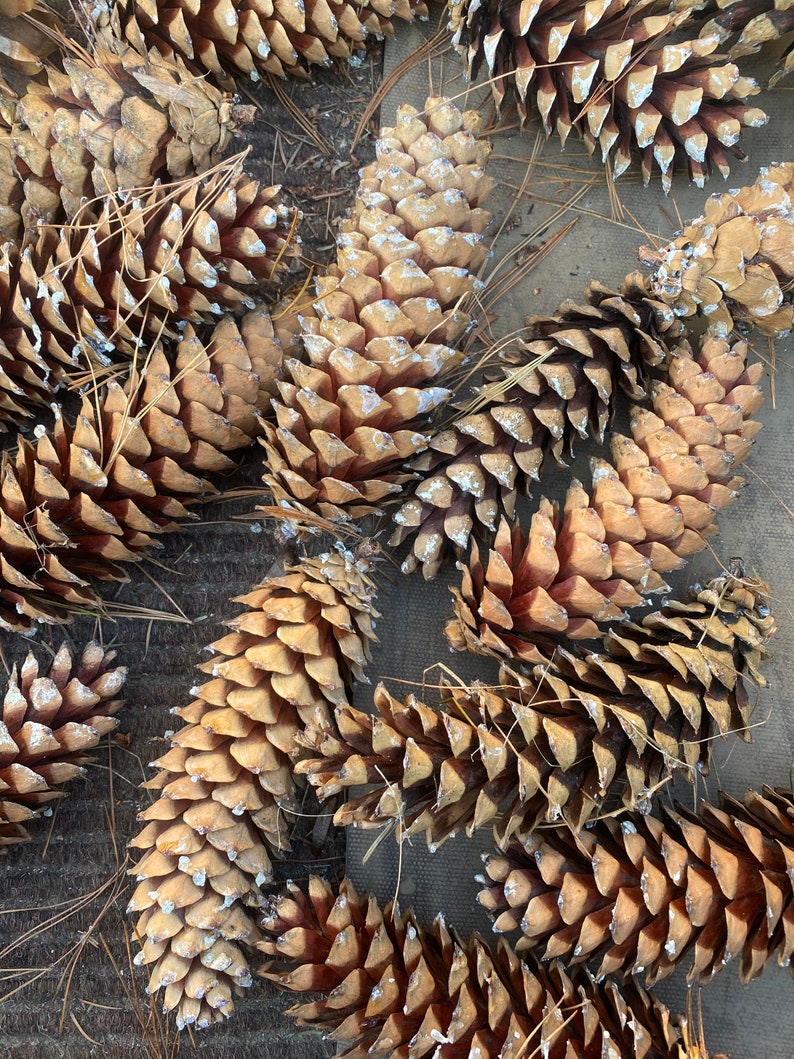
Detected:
[448,0,767,188]
[258,875,688,1058]
[260,97,493,525]
[480,784,794,987]
[297,572,774,842]
[0,308,283,629]
[128,548,378,1030]
[3,38,255,238]
[0,162,297,427]
[641,161,794,336]
[446,334,764,655]
[1,641,126,846]
[92,0,428,85]
[393,273,684,577]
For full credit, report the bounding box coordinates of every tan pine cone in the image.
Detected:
[694,0,794,85]
[480,784,794,987]
[260,97,494,525]
[448,0,767,189]
[4,38,255,238]
[258,875,688,1058]
[92,0,428,86]
[0,641,126,846]
[393,274,685,577]
[446,334,764,656]
[0,308,283,629]
[129,548,378,1030]
[0,1,61,81]
[641,161,794,337]
[0,162,298,427]
[297,571,774,843]
[0,92,22,242]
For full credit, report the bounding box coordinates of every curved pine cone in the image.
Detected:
[129,548,378,1030]
[297,572,775,842]
[92,0,428,85]
[448,0,767,188]
[479,785,794,987]
[260,97,493,524]
[258,875,687,1058]
[3,39,255,238]
[1,641,126,846]
[0,309,282,629]
[641,161,794,336]
[0,164,297,426]
[392,273,683,577]
[446,335,764,656]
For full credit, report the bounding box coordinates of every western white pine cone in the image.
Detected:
[260,96,493,525]
[297,572,774,842]
[258,875,690,1058]
[1,641,126,846]
[91,0,428,86]
[448,0,768,189]
[128,547,378,1030]
[446,334,764,656]
[479,784,794,987]
[0,307,283,629]
[3,38,255,238]
[641,161,794,336]
[0,162,298,427]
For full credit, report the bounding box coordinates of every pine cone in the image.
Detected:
[0,1,61,81]
[258,875,687,1058]
[446,335,764,655]
[260,97,493,525]
[694,0,794,86]
[392,274,685,577]
[0,308,282,629]
[480,784,794,987]
[0,93,22,242]
[448,0,767,189]
[4,38,255,238]
[1,641,126,846]
[92,0,428,86]
[298,572,774,843]
[129,548,378,1030]
[0,162,297,426]
[641,161,794,337]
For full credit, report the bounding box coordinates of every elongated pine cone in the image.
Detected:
[448,0,766,188]
[128,547,378,1029]
[297,572,774,843]
[260,97,493,524]
[695,0,794,86]
[92,0,428,85]
[642,161,794,337]
[393,273,685,577]
[3,38,255,238]
[0,164,297,426]
[480,784,794,988]
[1,641,126,846]
[258,875,687,1058]
[0,308,282,629]
[446,334,764,655]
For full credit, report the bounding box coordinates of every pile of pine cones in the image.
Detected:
[1,0,794,1056]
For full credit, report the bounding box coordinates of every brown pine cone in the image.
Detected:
[129,548,378,1030]
[0,162,298,427]
[480,784,794,988]
[0,92,22,242]
[446,334,764,656]
[0,1,61,81]
[92,0,428,86]
[297,572,774,844]
[0,308,282,629]
[693,0,794,85]
[1,641,126,846]
[258,875,688,1058]
[448,0,767,189]
[260,97,493,525]
[4,38,255,238]
[393,274,684,577]
[641,161,794,336]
